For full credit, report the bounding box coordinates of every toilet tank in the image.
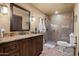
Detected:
[69,33,76,44]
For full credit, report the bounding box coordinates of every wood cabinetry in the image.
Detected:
[0,35,43,56]
[19,39,30,56]
[0,41,20,56]
[31,36,43,56]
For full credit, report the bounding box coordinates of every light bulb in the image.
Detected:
[0,5,8,14]
[55,11,58,14]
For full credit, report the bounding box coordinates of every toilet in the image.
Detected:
[57,33,76,51]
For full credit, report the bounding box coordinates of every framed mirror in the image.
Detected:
[10,3,30,31]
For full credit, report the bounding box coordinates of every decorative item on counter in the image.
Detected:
[0,28,5,38]
[35,27,37,34]
[31,27,37,34]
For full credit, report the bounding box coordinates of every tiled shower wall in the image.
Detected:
[45,12,74,42]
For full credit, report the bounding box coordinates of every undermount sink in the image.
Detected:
[19,32,26,35]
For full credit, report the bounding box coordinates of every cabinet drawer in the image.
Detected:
[3,42,19,53]
[10,51,19,56]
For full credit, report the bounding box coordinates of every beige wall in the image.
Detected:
[74,4,79,55]
[0,3,46,33]
[0,3,10,33]
[14,3,47,32]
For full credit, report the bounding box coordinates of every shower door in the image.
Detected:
[47,12,74,42]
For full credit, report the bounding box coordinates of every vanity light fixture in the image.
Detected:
[33,17,35,21]
[0,4,8,15]
[31,16,36,22]
[55,11,58,14]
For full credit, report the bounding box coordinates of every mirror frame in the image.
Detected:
[10,3,30,31]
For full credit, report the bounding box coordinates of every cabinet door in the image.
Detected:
[31,37,37,56]
[38,35,43,52]
[22,39,29,56]
[27,39,34,56]
[0,45,4,56]
[30,35,43,56]
[19,39,31,56]
[35,35,43,55]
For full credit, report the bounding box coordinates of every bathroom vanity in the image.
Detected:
[0,3,43,56]
[0,33,43,56]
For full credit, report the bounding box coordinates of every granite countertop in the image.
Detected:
[0,33,43,44]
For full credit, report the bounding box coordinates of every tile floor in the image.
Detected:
[40,41,74,56]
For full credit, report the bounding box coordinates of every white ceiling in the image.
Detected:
[31,3,74,16]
